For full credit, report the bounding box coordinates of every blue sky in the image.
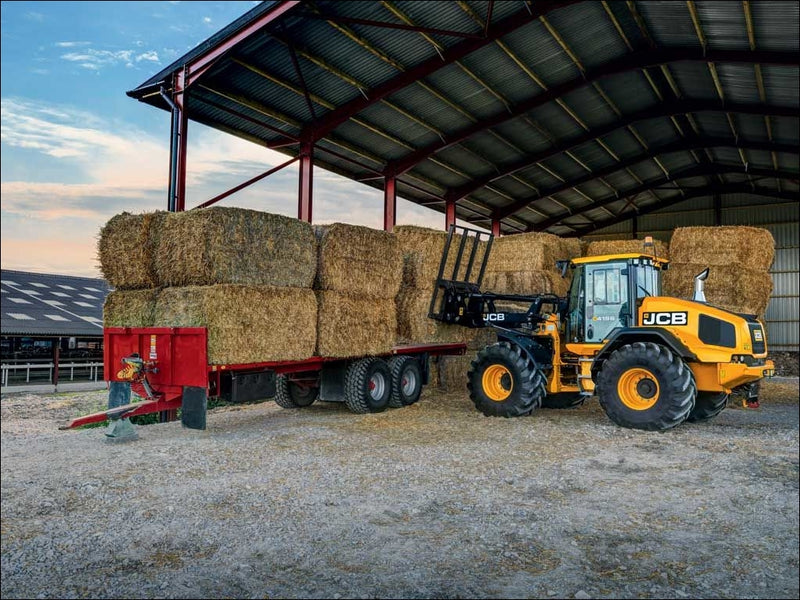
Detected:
[1,1,450,277]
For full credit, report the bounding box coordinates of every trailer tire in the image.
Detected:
[345,358,391,414]
[387,356,423,408]
[274,375,318,409]
[686,391,728,422]
[596,342,696,431]
[541,392,586,409]
[468,342,545,417]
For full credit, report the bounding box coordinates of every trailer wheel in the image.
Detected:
[541,392,586,409]
[468,342,545,417]
[345,358,391,414]
[274,375,319,409]
[387,356,423,408]
[596,342,696,431]
[686,391,728,422]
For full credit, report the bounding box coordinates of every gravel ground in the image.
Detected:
[2,379,798,599]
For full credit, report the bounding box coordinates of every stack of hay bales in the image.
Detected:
[483,232,580,300]
[663,226,774,317]
[314,223,402,357]
[584,238,670,259]
[394,226,487,344]
[100,207,319,364]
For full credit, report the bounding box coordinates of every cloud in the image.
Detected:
[55,41,91,48]
[136,51,159,62]
[59,46,160,71]
[203,16,212,24]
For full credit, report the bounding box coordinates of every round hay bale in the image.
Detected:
[669,226,775,270]
[315,223,403,299]
[154,207,317,288]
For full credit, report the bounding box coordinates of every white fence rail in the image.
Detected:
[1,362,104,387]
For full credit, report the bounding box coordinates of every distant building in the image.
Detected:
[1,269,110,361]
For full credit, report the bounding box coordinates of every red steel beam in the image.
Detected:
[195,156,299,210]
[445,199,457,230]
[384,177,397,232]
[182,1,303,89]
[445,99,799,204]
[386,48,799,177]
[567,183,799,237]
[494,136,799,219]
[306,0,577,143]
[491,219,501,237]
[298,142,314,222]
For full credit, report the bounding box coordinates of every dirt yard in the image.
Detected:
[1,379,798,599]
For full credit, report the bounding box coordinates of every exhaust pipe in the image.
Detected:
[693,268,710,303]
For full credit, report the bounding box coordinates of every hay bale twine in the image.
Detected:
[97,212,164,289]
[669,226,775,270]
[315,223,403,298]
[154,207,317,288]
[103,289,158,327]
[153,285,317,365]
[315,291,397,358]
[662,263,774,316]
[585,239,669,259]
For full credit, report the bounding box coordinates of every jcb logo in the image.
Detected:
[483,313,505,322]
[642,311,688,326]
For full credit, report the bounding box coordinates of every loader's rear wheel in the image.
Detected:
[687,391,728,422]
[274,375,318,409]
[596,342,696,431]
[387,356,423,408]
[542,392,586,409]
[468,342,546,417]
[345,358,391,414]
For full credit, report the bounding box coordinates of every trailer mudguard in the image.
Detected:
[181,386,207,430]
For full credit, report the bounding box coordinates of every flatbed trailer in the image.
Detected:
[61,327,466,431]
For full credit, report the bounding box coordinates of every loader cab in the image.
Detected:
[566,254,665,344]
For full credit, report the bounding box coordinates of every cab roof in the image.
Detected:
[570,253,670,267]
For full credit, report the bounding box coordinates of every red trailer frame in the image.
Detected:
[62,327,466,430]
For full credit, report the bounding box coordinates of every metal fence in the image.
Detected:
[1,358,104,387]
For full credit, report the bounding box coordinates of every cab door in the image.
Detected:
[584,262,629,342]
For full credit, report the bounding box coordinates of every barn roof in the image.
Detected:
[1,270,109,337]
[128,0,800,235]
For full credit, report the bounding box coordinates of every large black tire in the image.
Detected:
[467,342,546,418]
[387,356,423,408]
[596,342,696,431]
[686,391,728,422]
[542,392,586,409]
[274,375,319,409]
[344,358,391,414]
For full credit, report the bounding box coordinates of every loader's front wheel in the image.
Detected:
[686,391,728,422]
[596,342,696,431]
[468,342,546,417]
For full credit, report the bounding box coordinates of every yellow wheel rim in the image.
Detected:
[617,368,660,410]
[483,364,513,402]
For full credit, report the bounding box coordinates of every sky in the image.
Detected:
[0,1,456,278]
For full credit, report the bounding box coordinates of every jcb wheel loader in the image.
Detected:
[430,226,775,431]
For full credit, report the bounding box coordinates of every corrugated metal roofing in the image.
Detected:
[127,0,799,237]
[1,270,110,337]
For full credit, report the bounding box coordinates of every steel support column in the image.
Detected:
[298,142,314,222]
[167,73,189,212]
[384,176,397,232]
[491,219,501,237]
[445,199,456,230]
